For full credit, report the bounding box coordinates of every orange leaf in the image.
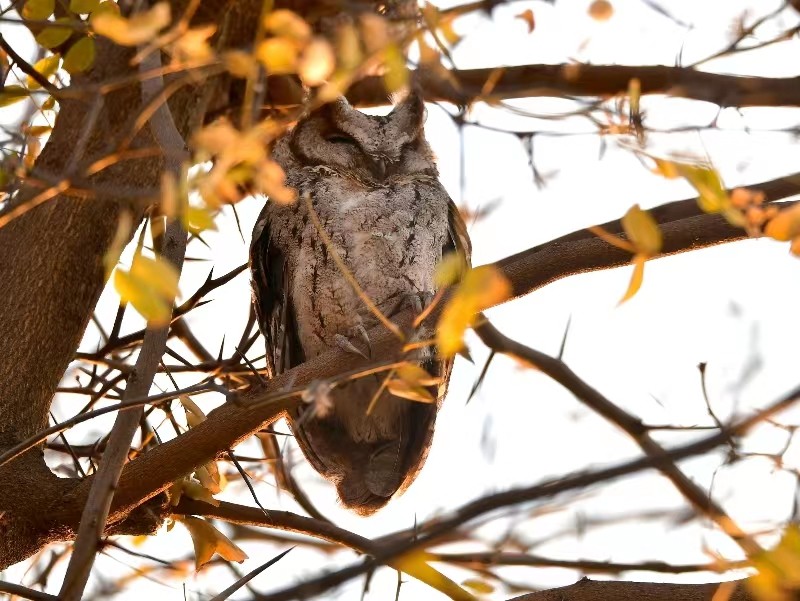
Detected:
[515,9,535,33]
[91,2,170,46]
[299,38,335,86]
[179,517,248,569]
[764,203,800,242]
[387,378,435,403]
[619,253,646,305]
[588,0,614,21]
[437,265,511,356]
[263,9,311,42]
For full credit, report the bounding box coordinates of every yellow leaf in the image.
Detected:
[764,203,800,242]
[679,162,728,214]
[383,43,408,93]
[168,478,187,506]
[159,170,179,219]
[621,204,662,256]
[114,254,179,326]
[42,95,56,110]
[387,378,435,403]
[336,22,362,71]
[589,0,614,21]
[263,10,311,42]
[438,20,461,46]
[462,579,494,594]
[130,254,179,300]
[437,265,512,357]
[69,0,99,14]
[394,551,477,601]
[316,75,351,103]
[180,394,206,426]
[396,363,440,387]
[92,1,119,17]
[299,37,335,86]
[359,13,389,53]
[63,36,95,73]
[256,159,296,204]
[180,517,248,570]
[434,252,469,287]
[36,19,74,49]
[26,54,60,89]
[195,462,222,494]
[515,9,535,33]
[91,2,170,46]
[749,525,800,601]
[181,479,221,507]
[23,137,41,169]
[172,25,215,62]
[183,206,217,234]
[628,77,640,116]
[114,268,170,325]
[0,86,29,108]
[23,0,54,20]
[224,50,258,79]
[193,119,240,156]
[652,158,680,179]
[256,37,299,74]
[103,210,133,277]
[26,125,52,136]
[619,253,646,305]
[417,34,439,65]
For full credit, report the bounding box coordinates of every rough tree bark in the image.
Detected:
[0,0,262,569]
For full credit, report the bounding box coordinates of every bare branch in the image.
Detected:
[507,578,755,601]
[257,66,800,109]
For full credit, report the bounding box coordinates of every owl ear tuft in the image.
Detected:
[390,89,425,132]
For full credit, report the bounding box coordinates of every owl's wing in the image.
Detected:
[249,206,304,378]
[446,198,472,268]
[391,198,472,503]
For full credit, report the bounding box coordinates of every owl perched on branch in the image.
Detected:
[250,92,471,514]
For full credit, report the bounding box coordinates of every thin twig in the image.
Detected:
[473,319,763,557]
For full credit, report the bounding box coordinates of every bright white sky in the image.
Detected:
[4,0,800,599]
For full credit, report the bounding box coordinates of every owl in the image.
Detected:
[250,92,471,514]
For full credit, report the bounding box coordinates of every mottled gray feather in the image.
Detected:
[250,93,471,514]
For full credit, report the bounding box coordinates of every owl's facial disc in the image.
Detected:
[288,94,435,185]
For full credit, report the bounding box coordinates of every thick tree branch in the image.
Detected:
[267,65,800,108]
[508,578,755,601]
[432,552,748,575]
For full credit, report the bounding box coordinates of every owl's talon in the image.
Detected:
[335,334,369,359]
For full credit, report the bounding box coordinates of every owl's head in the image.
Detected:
[286,92,436,184]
